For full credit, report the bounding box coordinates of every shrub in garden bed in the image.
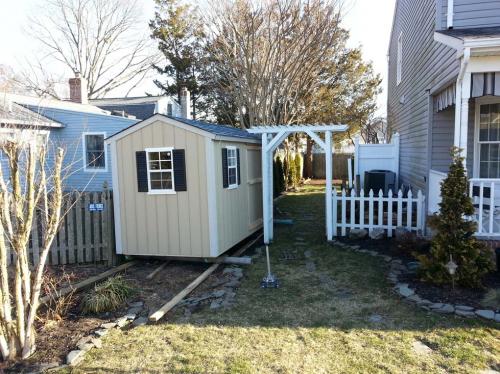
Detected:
[81,276,134,314]
[417,148,494,288]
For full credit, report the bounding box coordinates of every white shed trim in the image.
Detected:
[105,114,260,145]
[109,141,123,254]
[249,124,348,243]
[205,138,219,257]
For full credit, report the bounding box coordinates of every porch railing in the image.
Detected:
[469,178,500,237]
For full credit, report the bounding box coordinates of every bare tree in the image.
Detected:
[206,0,344,128]
[0,130,64,359]
[24,0,159,99]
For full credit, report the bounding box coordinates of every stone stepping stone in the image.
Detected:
[304,250,313,258]
[412,341,432,355]
[280,250,299,261]
[368,314,384,323]
[305,261,316,272]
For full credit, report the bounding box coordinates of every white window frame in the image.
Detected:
[82,132,107,173]
[473,97,500,178]
[396,32,403,86]
[145,147,176,195]
[227,146,238,189]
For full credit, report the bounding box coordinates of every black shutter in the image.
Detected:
[173,149,187,191]
[222,148,229,188]
[237,148,241,185]
[136,151,148,192]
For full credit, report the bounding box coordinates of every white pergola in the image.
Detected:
[248,124,348,244]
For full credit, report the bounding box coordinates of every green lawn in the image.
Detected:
[64,185,499,374]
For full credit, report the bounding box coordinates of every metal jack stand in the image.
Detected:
[260,245,279,288]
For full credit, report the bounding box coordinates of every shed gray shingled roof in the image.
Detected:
[436,26,500,40]
[168,116,259,140]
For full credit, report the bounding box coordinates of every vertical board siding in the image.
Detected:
[5,191,114,266]
[441,0,500,29]
[388,0,460,191]
[116,119,210,257]
[215,142,263,253]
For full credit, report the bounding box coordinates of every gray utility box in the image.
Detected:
[364,170,396,196]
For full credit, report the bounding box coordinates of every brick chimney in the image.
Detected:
[180,87,191,119]
[69,72,88,104]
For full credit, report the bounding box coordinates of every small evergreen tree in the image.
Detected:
[286,153,296,189]
[276,156,286,194]
[294,153,302,186]
[417,147,494,288]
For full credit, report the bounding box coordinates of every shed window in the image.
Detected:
[146,148,174,193]
[83,133,106,171]
[227,147,238,188]
[396,32,403,86]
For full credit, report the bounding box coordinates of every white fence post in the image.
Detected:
[406,189,413,230]
[359,189,365,229]
[332,188,338,237]
[368,189,374,233]
[387,189,393,237]
[341,189,347,237]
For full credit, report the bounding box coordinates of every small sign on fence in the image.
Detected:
[88,203,104,212]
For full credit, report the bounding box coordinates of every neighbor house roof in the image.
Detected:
[435,26,500,40]
[106,114,260,143]
[0,96,62,128]
[90,96,178,120]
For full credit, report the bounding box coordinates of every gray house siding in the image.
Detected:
[24,106,137,191]
[440,0,500,29]
[430,103,475,173]
[388,0,460,191]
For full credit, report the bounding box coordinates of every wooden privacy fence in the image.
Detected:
[332,188,426,237]
[312,153,353,180]
[6,191,115,266]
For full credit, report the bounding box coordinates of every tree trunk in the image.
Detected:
[304,136,313,179]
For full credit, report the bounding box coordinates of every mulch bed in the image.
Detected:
[339,237,500,310]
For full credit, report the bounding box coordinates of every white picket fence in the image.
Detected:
[332,188,426,237]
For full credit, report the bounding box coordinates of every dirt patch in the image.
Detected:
[2,260,216,372]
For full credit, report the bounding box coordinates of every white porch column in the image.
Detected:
[261,133,270,244]
[459,72,471,161]
[325,131,333,240]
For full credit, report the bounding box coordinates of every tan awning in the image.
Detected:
[471,72,500,98]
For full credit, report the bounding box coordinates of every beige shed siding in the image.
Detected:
[214,141,262,253]
[115,119,210,257]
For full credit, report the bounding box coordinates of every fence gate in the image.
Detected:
[332,188,426,237]
[6,191,115,266]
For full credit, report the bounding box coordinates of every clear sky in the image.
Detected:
[0,0,396,116]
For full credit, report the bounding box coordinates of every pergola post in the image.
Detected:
[262,133,271,244]
[325,131,333,240]
[268,138,274,241]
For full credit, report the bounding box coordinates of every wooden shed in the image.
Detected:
[106,114,262,258]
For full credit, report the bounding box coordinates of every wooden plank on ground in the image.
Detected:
[146,261,170,280]
[40,260,138,305]
[149,233,262,323]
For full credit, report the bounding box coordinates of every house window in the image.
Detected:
[227,147,238,188]
[146,148,175,193]
[396,32,403,86]
[478,103,500,178]
[83,133,106,171]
